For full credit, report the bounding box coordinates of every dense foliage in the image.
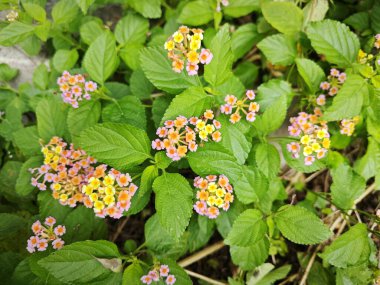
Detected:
[1,0,380,284]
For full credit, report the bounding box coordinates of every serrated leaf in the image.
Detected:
[76,0,95,14]
[80,20,105,45]
[256,79,293,112]
[0,213,25,237]
[23,3,46,22]
[230,238,269,270]
[255,143,280,179]
[138,165,158,198]
[330,164,365,210]
[320,223,370,268]
[303,0,329,27]
[225,209,267,246]
[261,1,303,35]
[83,31,119,84]
[13,126,40,157]
[115,12,149,46]
[178,0,214,26]
[204,25,233,87]
[122,263,144,285]
[153,173,193,240]
[295,58,325,94]
[323,75,367,121]
[158,258,192,285]
[306,20,360,67]
[224,0,260,18]
[0,22,35,46]
[232,23,261,61]
[53,49,79,73]
[233,165,267,204]
[127,0,161,19]
[140,47,199,94]
[257,34,297,66]
[16,156,42,196]
[187,215,215,252]
[161,87,213,124]
[77,123,151,170]
[274,205,331,245]
[52,0,79,25]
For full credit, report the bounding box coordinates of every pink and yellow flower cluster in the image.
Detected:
[152,110,222,161]
[220,90,260,123]
[316,68,346,106]
[287,111,330,166]
[141,264,176,285]
[164,26,213,75]
[57,71,97,108]
[27,217,65,253]
[340,116,360,136]
[193,175,234,219]
[31,137,137,219]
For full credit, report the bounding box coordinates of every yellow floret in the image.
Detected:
[94,201,104,211]
[104,195,115,206]
[164,40,175,51]
[300,135,311,145]
[173,32,184,43]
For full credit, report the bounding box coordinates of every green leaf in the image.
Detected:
[257,34,297,66]
[247,264,291,285]
[75,0,95,14]
[204,25,233,87]
[144,214,188,259]
[77,123,151,170]
[152,96,172,128]
[219,115,252,165]
[0,213,25,238]
[233,165,267,204]
[119,43,143,70]
[80,20,105,45]
[158,259,192,285]
[115,12,149,46]
[138,165,158,198]
[83,31,119,84]
[36,97,68,142]
[0,22,35,46]
[255,143,280,179]
[231,23,260,61]
[320,223,370,268]
[67,99,101,138]
[13,126,40,157]
[306,20,360,67]
[140,47,199,94]
[178,0,214,26]
[330,164,365,210]
[303,0,329,27]
[23,3,46,22]
[102,96,146,130]
[230,238,269,270]
[123,263,144,285]
[34,20,51,42]
[0,63,18,82]
[16,156,42,196]
[127,0,161,19]
[344,12,370,31]
[161,86,213,123]
[216,200,246,238]
[261,1,303,35]
[52,0,79,25]
[153,173,193,240]
[187,215,215,252]
[130,68,154,100]
[224,0,259,18]
[188,143,242,182]
[53,49,79,73]
[274,205,331,245]
[256,79,293,112]
[295,58,325,94]
[336,264,373,285]
[39,240,122,284]
[323,75,368,121]
[354,137,380,182]
[225,209,267,247]
[33,63,49,90]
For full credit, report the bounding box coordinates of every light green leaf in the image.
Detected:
[306,20,360,67]
[354,137,380,182]
[275,205,331,245]
[140,47,199,94]
[119,43,143,70]
[323,75,367,121]
[233,165,267,204]
[23,3,46,22]
[77,123,151,170]
[52,0,79,25]
[303,0,329,27]
[230,238,269,270]
[320,223,370,268]
[76,0,95,14]
[262,1,303,35]
[80,20,105,45]
[153,173,193,240]
[161,86,213,124]
[67,99,101,138]
[231,23,260,61]
[33,63,49,90]
[178,0,214,26]
[53,49,79,73]
[0,63,18,82]
[344,12,369,31]
[115,12,149,46]
[0,213,25,237]
[13,126,40,157]
[187,215,215,252]
[36,97,68,142]
[159,258,192,285]
[130,68,154,99]
[138,165,158,198]
[248,264,292,285]
[0,22,35,46]
[122,263,143,285]
[256,79,293,111]
[224,0,260,18]
[331,164,366,210]
[257,34,297,66]
[295,58,325,94]
[204,25,233,87]
[127,0,161,19]
[83,31,119,84]
[255,143,280,179]
[38,240,122,284]
[225,209,267,247]
[216,200,246,238]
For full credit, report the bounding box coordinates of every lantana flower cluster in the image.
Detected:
[220,90,260,123]
[30,136,95,207]
[152,110,222,161]
[193,175,234,219]
[164,26,213,75]
[57,71,97,108]
[31,137,137,219]
[316,68,346,106]
[340,116,360,136]
[82,165,138,219]
[287,111,330,166]
[141,264,176,285]
[27,217,65,253]
[216,0,229,11]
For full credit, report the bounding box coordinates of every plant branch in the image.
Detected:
[178,241,225,267]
